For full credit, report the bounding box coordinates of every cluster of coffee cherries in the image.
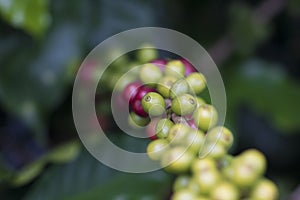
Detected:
[121,59,278,200]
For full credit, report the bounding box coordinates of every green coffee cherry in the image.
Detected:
[187,179,201,194]
[202,143,227,160]
[146,139,169,160]
[186,72,206,94]
[250,179,278,200]
[171,189,197,200]
[206,126,234,149]
[171,94,197,116]
[167,123,190,145]
[128,112,150,128]
[165,60,185,78]
[191,158,217,174]
[161,147,194,173]
[173,175,191,191]
[136,44,158,62]
[157,76,178,97]
[232,160,260,188]
[196,97,206,107]
[169,79,191,99]
[142,92,166,116]
[184,129,205,155]
[139,63,162,85]
[155,118,174,139]
[193,104,218,131]
[211,182,239,200]
[193,169,220,194]
[240,149,267,176]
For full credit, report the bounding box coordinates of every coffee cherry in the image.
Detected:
[184,129,205,155]
[192,158,217,174]
[151,59,167,72]
[196,97,206,107]
[136,45,158,62]
[206,126,234,149]
[232,160,260,188]
[169,79,191,99]
[147,139,169,160]
[180,58,197,76]
[171,189,197,200]
[145,118,159,140]
[128,112,150,128]
[187,179,201,194]
[131,98,148,117]
[173,175,191,191]
[193,169,220,194]
[211,182,239,200]
[171,94,197,116]
[250,179,278,200]
[186,72,206,94]
[134,86,156,102]
[155,118,174,139]
[202,143,227,160]
[139,63,163,85]
[165,60,185,78]
[193,104,218,131]
[122,81,142,103]
[167,123,190,145]
[157,76,178,98]
[161,147,194,173]
[239,149,267,176]
[142,92,166,116]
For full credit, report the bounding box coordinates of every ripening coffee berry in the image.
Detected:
[191,158,217,174]
[180,58,197,76]
[173,175,191,191]
[195,97,206,107]
[202,142,227,159]
[171,94,197,116]
[136,45,158,62]
[250,179,278,200]
[206,126,234,149]
[211,182,239,200]
[139,63,163,85]
[232,160,260,188]
[193,104,218,131]
[155,118,174,139]
[151,59,167,72]
[184,129,205,155]
[169,79,191,99]
[161,147,194,173]
[131,98,148,117]
[145,118,159,140]
[193,169,220,194]
[147,139,169,160]
[165,60,185,78]
[122,81,142,103]
[157,76,178,98]
[171,189,197,200]
[142,92,166,116]
[239,149,267,176]
[167,123,190,145]
[186,72,206,94]
[128,112,150,128]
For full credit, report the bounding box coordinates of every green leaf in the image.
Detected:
[229,3,270,55]
[226,59,300,132]
[24,135,172,200]
[0,0,51,37]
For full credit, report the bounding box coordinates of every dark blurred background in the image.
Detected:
[0,0,300,199]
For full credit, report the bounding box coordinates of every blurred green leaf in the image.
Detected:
[24,135,172,200]
[6,141,81,187]
[0,0,51,37]
[226,59,300,132]
[229,3,270,55]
